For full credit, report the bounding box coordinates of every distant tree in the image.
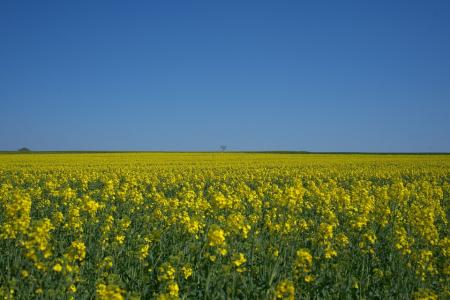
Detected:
[18,147,31,152]
[220,145,227,152]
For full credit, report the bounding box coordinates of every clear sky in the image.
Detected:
[1,0,449,152]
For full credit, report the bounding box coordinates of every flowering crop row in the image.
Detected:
[0,153,449,299]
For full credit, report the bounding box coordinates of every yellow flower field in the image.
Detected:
[0,153,449,299]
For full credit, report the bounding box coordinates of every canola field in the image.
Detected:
[0,153,449,299]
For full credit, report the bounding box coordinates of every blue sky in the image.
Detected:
[1,0,449,152]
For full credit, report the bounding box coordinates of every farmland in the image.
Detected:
[0,153,449,299]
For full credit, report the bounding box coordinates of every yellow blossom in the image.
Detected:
[208,226,226,247]
[274,279,295,300]
[181,265,193,279]
[53,263,63,272]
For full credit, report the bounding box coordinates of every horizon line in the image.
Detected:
[1,150,450,155]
